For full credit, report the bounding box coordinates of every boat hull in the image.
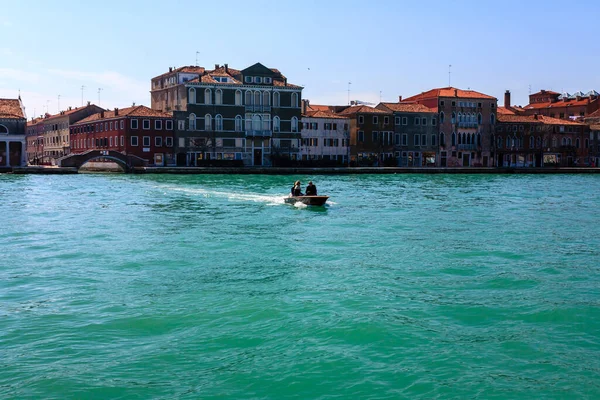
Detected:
[285,195,329,206]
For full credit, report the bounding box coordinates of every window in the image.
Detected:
[358,130,364,142]
[395,116,400,125]
[104,123,108,131]
[155,136,162,147]
[143,136,150,146]
[432,117,437,126]
[358,115,364,124]
[109,137,113,147]
[120,120,124,129]
[440,112,445,124]
[452,101,456,107]
[110,122,113,131]
[291,92,299,108]
[530,136,535,148]
[452,132,456,146]
[384,116,389,125]
[245,76,252,83]
[189,113,196,130]
[205,114,212,131]
[491,113,495,124]
[263,91,270,106]
[291,117,298,132]
[166,137,173,147]
[431,134,436,146]
[235,90,242,106]
[204,89,212,105]
[421,134,427,146]
[395,134,400,145]
[414,134,420,146]
[402,134,408,145]
[422,118,427,125]
[131,119,138,129]
[235,115,243,132]
[166,120,173,130]
[415,117,420,125]
[215,115,223,131]
[215,89,222,105]
[245,90,252,105]
[440,132,445,146]
[273,92,280,107]
[121,136,124,146]
[254,91,261,106]
[131,136,138,146]
[372,131,378,142]
[189,88,196,104]
[255,76,262,84]
[155,120,162,130]
[265,77,272,84]
[142,119,150,130]
[373,116,379,124]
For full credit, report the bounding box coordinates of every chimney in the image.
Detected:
[576,95,582,101]
[541,90,546,94]
[169,67,172,72]
[87,101,91,106]
[224,63,229,73]
[454,89,458,96]
[301,99,309,115]
[398,95,403,102]
[284,78,288,86]
[68,106,72,111]
[114,108,119,116]
[215,64,220,70]
[504,90,511,108]
[534,114,538,120]
[100,111,104,118]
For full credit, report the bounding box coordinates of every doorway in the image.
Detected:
[462,153,470,167]
[253,149,262,166]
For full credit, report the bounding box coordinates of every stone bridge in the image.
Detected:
[57,150,147,172]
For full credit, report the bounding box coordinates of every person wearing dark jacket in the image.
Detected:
[291,181,303,196]
[305,181,317,196]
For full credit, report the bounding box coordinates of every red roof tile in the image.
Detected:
[337,105,391,115]
[152,66,205,80]
[530,90,560,96]
[538,115,586,126]
[377,102,435,113]
[42,104,101,122]
[588,109,600,118]
[524,98,595,110]
[404,87,496,101]
[497,106,515,115]
[0,98,25,119]
[303,110,348,119]
[73,106,172,125]
[590,125,600,131]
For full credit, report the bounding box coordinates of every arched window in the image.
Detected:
[451,112,456,124]
[215,89,222,105]
[252,115,262,131]
[477,133,481,146]
[477,113,482,124]
[291,116,298,132]
[552,136,557,147]
[273,116,280,132]
[537,136,542,148]
[235,90,242,106]
[235,115,242,132]
[440,132,445,146]
[530,136,535,148]
[440,112,445,123]
[215,114,223,131]
[506,136,511,148]
[263,91,270,106]
[245,90,252,105]
[262,115,270,131]
[458,112,463,123]
[273,92,280,107]
[458,133,463,145]
[254,91,261,107]
[497,136,502,148]
[585,138,589,149]
[205,113,212,131]
[189,113,196,130]
[490,113,496,124]
[189,88,196,104]
[291,92,298,108]
[204,89,212,105]
[451,132,456,146]
[576,138,580,148]
[431,134,436,146]
[567,138,572,146]
[246,115,252,131]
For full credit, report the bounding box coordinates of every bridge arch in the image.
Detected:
[58,150,147,172]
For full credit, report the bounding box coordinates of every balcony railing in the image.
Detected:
[245,130,272,137]
[457,122,478,129]
[244,105,272,112]
[457,144,479,150]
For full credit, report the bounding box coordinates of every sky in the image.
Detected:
[1,0,599,120]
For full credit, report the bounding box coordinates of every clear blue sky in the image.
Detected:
[1,0,599,118]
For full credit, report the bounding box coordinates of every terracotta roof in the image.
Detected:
[588,109,600,118]
[152,66,205,80]
[337,105,391,115]
[273,80,302,88]
[538,115,586,126]
[42,104,101,122]
[590,125,600,131]
[530,90,561,96]
[497,106,515,115]
[306,104,334,112]
[404,87,496,101]
[377,102,435,113]
[303,110,348,119]
[524,97,595,110]
[497,114,542,124]
[0,98,25,119]
[72,106,172,125]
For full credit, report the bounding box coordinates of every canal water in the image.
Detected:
[1,173,599,399]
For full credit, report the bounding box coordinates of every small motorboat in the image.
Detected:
[285,195,329,206]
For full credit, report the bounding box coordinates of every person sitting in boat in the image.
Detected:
[305,181,317,196]
[291,181,303,196]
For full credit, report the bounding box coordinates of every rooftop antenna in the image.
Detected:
[528,84,532,95]
[347,82,352,105]
[380,91,382,102]
[98,88,103,106]
[448,64,452,87]
[81,85,86,106]
[196,51,200,66]
[57,94,61,112]
[45,99,50,114]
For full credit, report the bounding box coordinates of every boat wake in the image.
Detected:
[157,185,286,206]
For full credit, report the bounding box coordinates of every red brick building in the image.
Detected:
[523,90,600,120]
[70,106,175,166]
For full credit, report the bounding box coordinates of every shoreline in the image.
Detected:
[6,166,600,175]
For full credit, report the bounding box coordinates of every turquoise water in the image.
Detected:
[1,173,600,399]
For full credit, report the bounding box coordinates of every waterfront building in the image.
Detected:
[25,116,45,164]
[39,103,104,162]
[402,87,497,167]
[376,100,438,167]
[150,66,205,113]
[495,109,588,167]
[70,105,175,166]
[336,105,394,166]
[585,109,600,166]
[0,97,27,167]
[299,101,350,165]
[523,89,600,120]
[171,62,303,167]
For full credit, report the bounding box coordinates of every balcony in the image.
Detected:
[457,144,479,150]
[244,105,272,112]
[245,130,272,137]
[457,122,478,129]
